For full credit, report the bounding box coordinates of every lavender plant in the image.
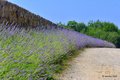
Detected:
[0,23,115,80]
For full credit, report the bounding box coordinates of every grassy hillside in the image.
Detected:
[0,24,115,79]
[0,1,115,80]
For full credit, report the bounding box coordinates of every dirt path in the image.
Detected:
[58,48,120,80]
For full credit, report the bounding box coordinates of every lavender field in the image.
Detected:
[0,23,115,80]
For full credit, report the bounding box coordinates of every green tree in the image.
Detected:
[67,21,78,30]
[76,22,86,32]
[57,20,120,48]
[57,22,66,27]
[102,22,118,32]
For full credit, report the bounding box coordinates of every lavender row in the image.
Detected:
[0,23,115,79]
[60,29,115,48]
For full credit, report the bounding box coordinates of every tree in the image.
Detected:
[76,22,86,32]
[67,21,78,30]
[102,22,118,32]
[86,20,120,47]
[57,20,120,48]
[57,22,65,27]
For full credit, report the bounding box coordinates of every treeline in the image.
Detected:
[57,20,120,48]
[0,0,57,28]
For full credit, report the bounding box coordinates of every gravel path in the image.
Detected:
[58,48,120,80]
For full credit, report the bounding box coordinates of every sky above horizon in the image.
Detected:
[9,0,120,28]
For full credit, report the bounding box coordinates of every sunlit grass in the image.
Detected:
[0,27,76,79]
[0,23,115,79]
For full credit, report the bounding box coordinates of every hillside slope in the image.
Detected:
[0,1,117,79]
[58,48,120,80]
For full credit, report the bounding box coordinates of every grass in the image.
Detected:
[0,24,115,80]
[0,27,77,80]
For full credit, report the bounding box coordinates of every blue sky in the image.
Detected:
[9,0,120,27]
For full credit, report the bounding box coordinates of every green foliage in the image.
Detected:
[0,29,77,79]
[67,21,78,30]
[57,22,66,27]
[86,20,120,47]
[62,21,86,33]
[59,20,120,48]
[118,30,120,34]
[88,20,118,32]
[76,22,86,32]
